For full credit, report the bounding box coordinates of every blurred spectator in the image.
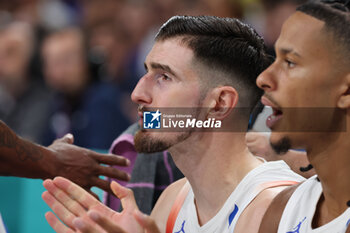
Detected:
[260,0,306,55]
[41,27,130,149]
[201,0,244,18]
[6,0,41,26]
[0,20,51,143]
[87,19,133,87]
[80,0,123,30]
[38,0,78,30]
[0,0,258,146]
[114,0,158,88]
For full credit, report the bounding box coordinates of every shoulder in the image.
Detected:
[150,178,188,233]
[234,185,288,233]
[257,184,301,233]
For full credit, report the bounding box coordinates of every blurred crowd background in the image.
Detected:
[0,0,306,150]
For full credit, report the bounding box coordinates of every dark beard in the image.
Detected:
[134,130,191,153]
[134,96,205,153]
[270,137,291,155]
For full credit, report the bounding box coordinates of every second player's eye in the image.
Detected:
[285,59,296,68]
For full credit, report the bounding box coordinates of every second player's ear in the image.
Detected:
[337,73,350,109]
[207,86,239,120]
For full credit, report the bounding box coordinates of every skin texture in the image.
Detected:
[0,120,130,196]
[257,12,344,148]
[257,12,350,231]
[42,38,294,233]
[131,37,203,153]
[258,184,301,233]
[42,174,289,233]
[42,177,158,233]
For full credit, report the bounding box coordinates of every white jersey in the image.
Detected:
[172,160,305,233]
[278,176,350,233]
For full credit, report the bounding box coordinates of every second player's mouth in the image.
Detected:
[266,107,283,128]
[261,96,284,129]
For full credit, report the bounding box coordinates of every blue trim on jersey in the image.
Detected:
[287,217,306,233]
[174,220,186,233]
[346,218,350,227]
[228,204,239,227]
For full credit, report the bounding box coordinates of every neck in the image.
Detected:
[307,121,350,224]
[169,132,262,225]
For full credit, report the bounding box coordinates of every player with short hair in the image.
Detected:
[257,0,350,232]
[42,15,304,233]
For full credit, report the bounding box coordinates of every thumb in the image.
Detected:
[58,133,74,144]
[110,181,138,210]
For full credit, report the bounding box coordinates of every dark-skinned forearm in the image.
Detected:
[0,120,56,179]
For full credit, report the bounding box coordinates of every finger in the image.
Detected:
[55,133,75,144]
[88,210,127,233]
[88,190,100,201]
[45,212,75,233]
[53,178,119,222]
[42,191,77,229]
[91,177,112,194]
[97,166,130,181]
[92,154,130,167]
[43,179,87,215]
[110,181,138,210]
[53,177,100,210]
[72,217,97,233]
[133,210,161,233]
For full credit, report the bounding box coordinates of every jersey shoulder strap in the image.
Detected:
[258,180,300,190]
[166,182,191,233]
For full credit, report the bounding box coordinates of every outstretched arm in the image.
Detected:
[0,120,49,178]
[0,120,130,194]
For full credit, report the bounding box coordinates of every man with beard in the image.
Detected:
[41,16,304,233]
[256,0,350,232]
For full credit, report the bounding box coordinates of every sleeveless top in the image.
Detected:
[278,175,350,233]
[169,160,305,233]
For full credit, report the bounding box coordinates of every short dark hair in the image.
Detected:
[155,15,272,112]
[297,0,350,64]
